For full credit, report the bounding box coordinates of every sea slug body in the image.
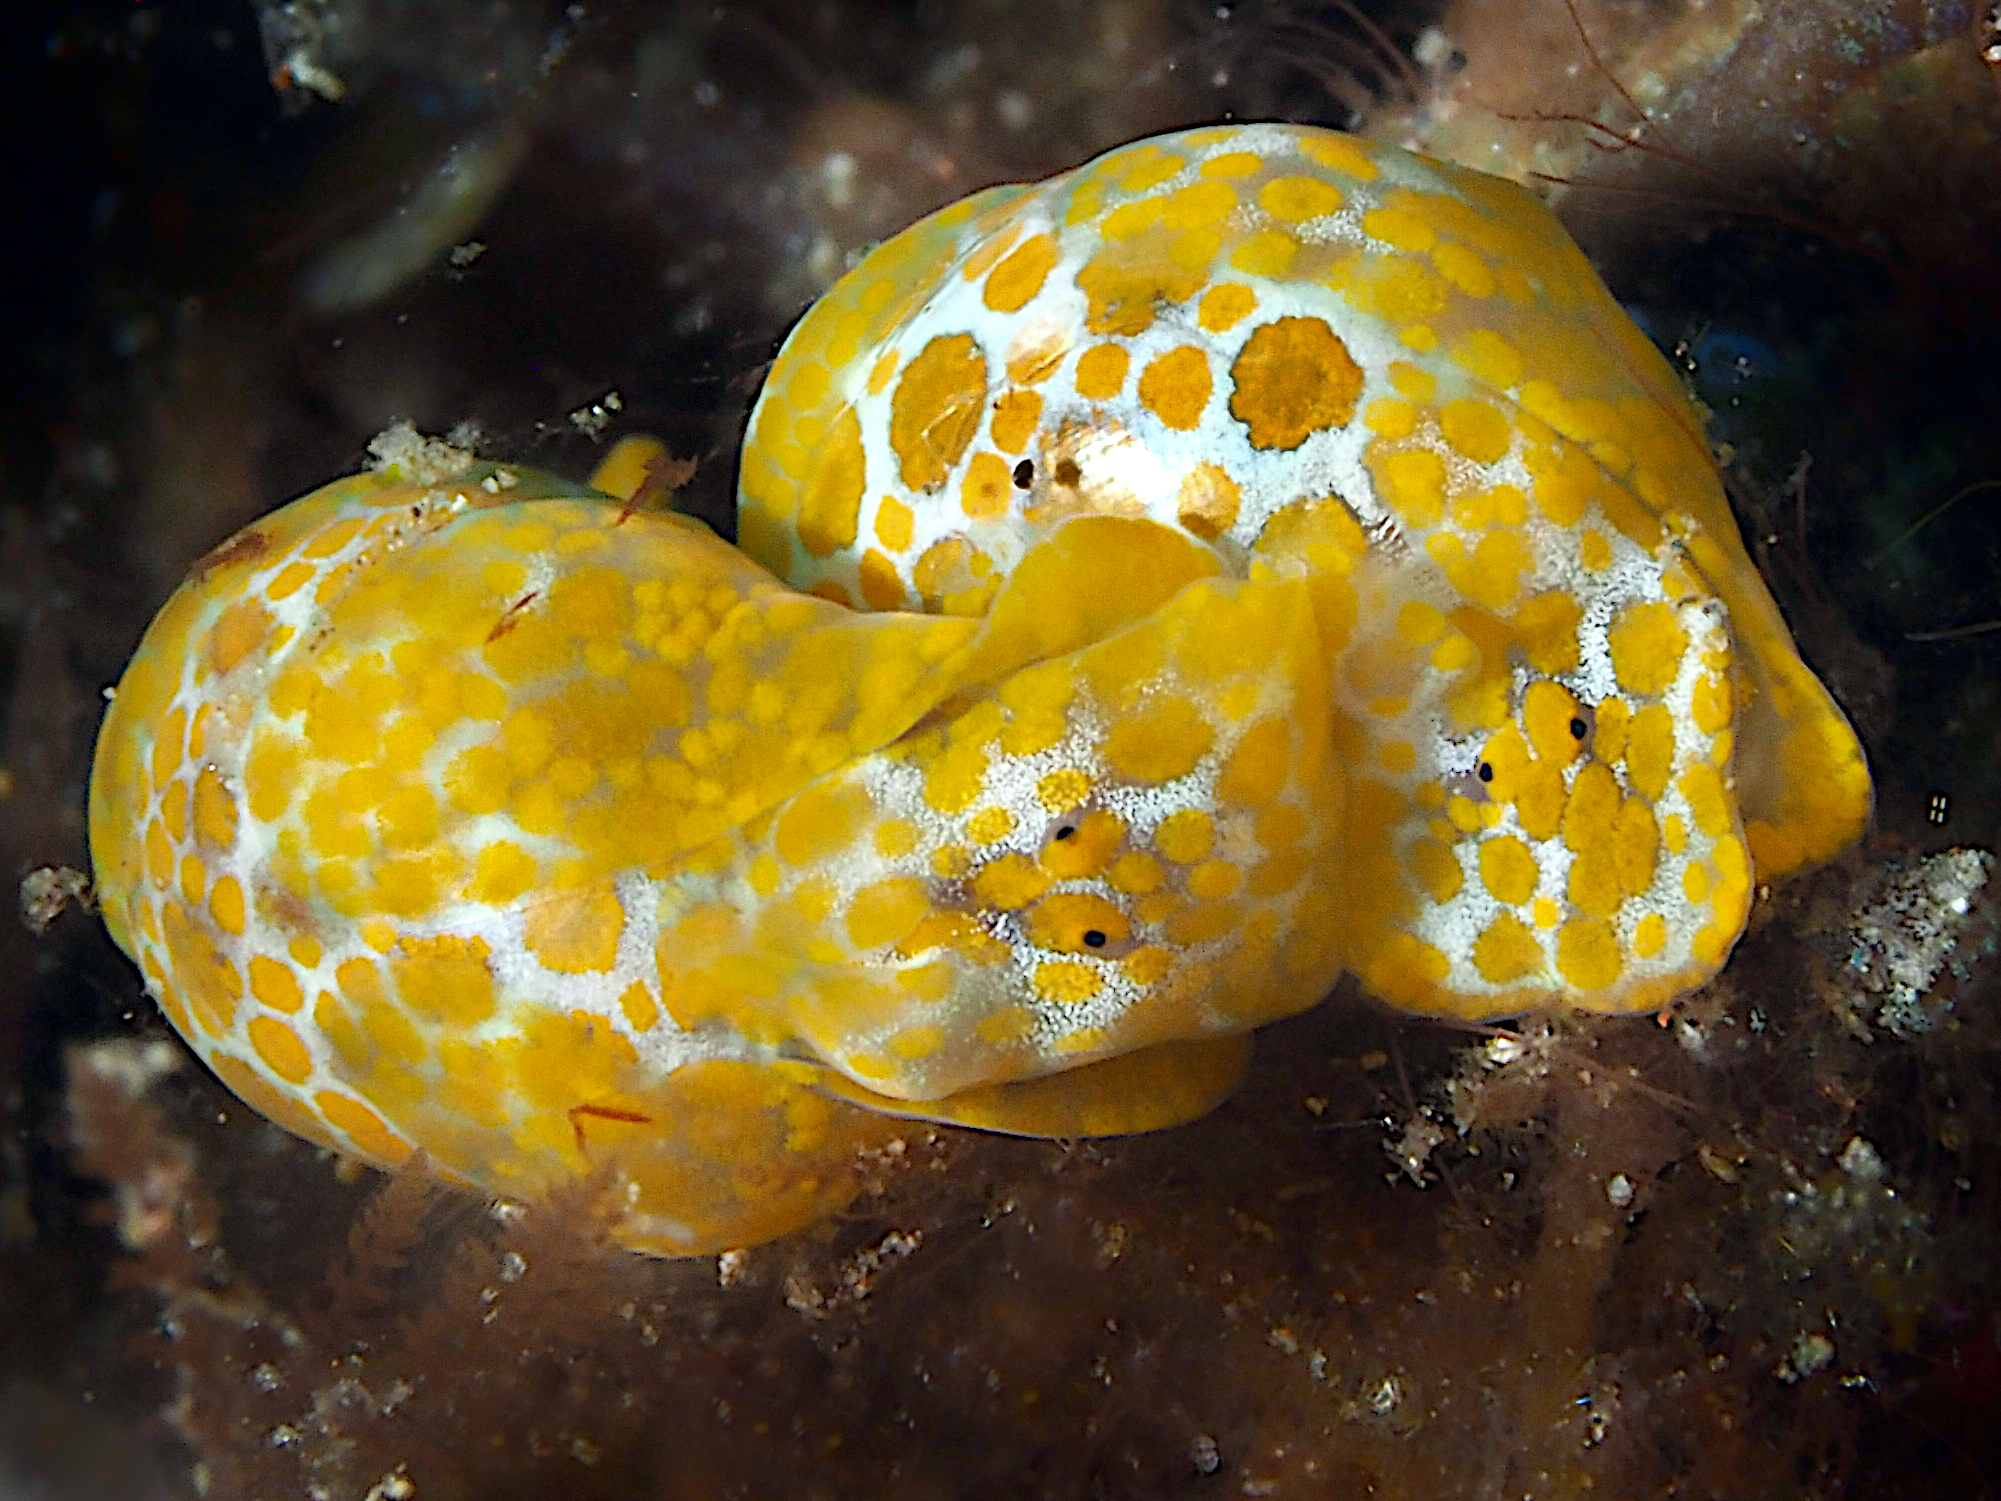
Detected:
[87,125,1870,1254]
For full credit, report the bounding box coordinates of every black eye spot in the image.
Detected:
[1011,459,1034,489]
[1477,762,1494,783]
[1054,825,1077,841]
[1053,457,1082,488]
[1569,717,1588,740]
[1082,929,1107,948]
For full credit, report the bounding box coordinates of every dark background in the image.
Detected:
[4,2,2001,1496]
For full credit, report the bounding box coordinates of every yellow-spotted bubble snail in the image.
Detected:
[87,124,1870,1255]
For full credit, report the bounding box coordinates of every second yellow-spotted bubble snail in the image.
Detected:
[87,124,1871,1255]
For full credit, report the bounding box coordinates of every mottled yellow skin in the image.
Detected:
[89,458,1280,1253]
[90,125,1869,1255]
[743,121,1870,1017]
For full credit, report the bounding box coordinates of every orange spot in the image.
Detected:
[1297,131,1380,179]
[1228,317,1363,450]
[859,549,907,610]
[989,389,1042,453]
[160,779,189,841]
[1607,602,1689,696]
[192,768,238,851]
[248,1015,314,1084]
[1198,282,1256,332]
[1556,916,1622,991]
[961,451,1013,521]
[315,1091,411,1164]
[523,883,626,974]
[774,781,872,866]
[187,702,215,760]
[1038,812,1125,881]
[983,231,1060,312]
[150,705,187,785]
[1024,891,1130,953]
[391,933,497,1027]
[144,819,173,887]
[874,496,915,551]
[208,874,246,934]
[1137,346,1213,431]
[1473,913,1543,983]
[890,333,988,491]
[248,954,305,1013]
[970,853,1053,910]
[1074,343,1130,401]
[207,597,274,676]
[619,981,659,1032]
[1200,150,1263,178]
[1259,174,1344,221]
[1439,399,1511,465]
[958,219,1025,283]
[797,407,866,557]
